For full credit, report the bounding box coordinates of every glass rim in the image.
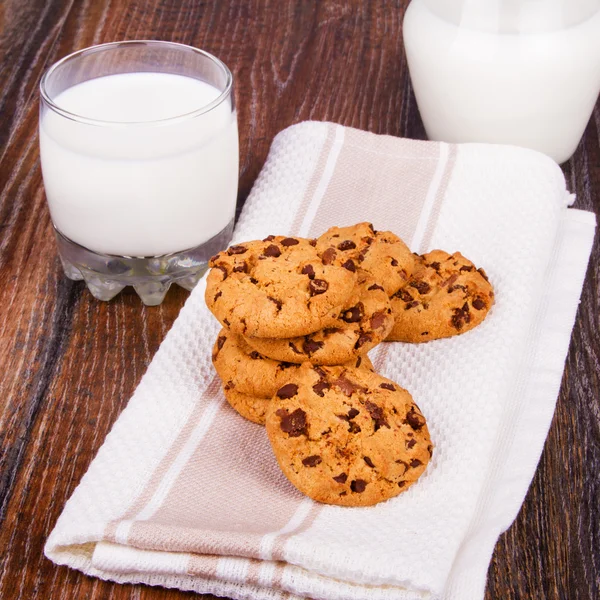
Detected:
[39,40,234,127]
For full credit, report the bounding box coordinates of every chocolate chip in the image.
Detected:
[350,479,367,493]
[368,283,385,291]
[250,277,258,284]
[321,247,337,265]
[354,333,372,349]
[391,258,398,267]
[410,458,423,468]
[289,342,302,354]
[309,238,317,246]
[334,375,357,396]
[214,291,222,302]
[321,329,340,340]
[277,383,299,399]
[302,455,322,467]
[313,380,330,396]
[451,302,471,330]
[460,265,475,272]
[404,301,419,310]
[279,408,307,436]
[348,421,361,433]
[405,407,426,430]
[365,401,389,431]
[278,362,295,370]
[477,267,489,281]
[249,351,261,360]
[313,366,327,378]
[224,380,234,391]
[429,261,441,271]
[228,245,247,255]
[338,240,356,251]
[263,235,275,241]
[395,289,413,302]
[358,248,369,262]
[406,438,417,449]
[363,456,375,468]
[421,331,429,336]
[215,265,228,280]
[355,356,362,368]
[268,296,282,310]
[442,274,459,288]
[342,304,363,323]
[233,262,248,273]
[472,298,485,310]
[281,237,299,246]
[223,318,230,326]
[398,481,406,488]
[309,279,329,295]
[217,335,227,350]
[209,253,220,264]
[379,383,395,391]
[342,259,356,272]
[301,264,315,279]
[333,473,348,484]
[370,311,387,329]
[337,407,359,421]
[263,244,281,257]
[303,338,323,355]
[410,280,431,295]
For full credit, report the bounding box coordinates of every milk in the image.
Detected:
[40,72,238,257]
[403,1,600,163]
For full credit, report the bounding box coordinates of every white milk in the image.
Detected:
[40,72,238,256]
[403,0,600,163]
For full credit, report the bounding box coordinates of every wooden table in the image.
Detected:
[0,1,598,598]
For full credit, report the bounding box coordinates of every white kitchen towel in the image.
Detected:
[45,122,596,600]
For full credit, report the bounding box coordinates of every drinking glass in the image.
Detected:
[39,40,238,305]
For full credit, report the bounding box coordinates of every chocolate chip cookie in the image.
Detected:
[213,329,375,400]
[265,364,432,507]
[316,222,416,297]
[387,250,494,342]
[206,236,358,338]
[222,385,270,426]
[244,272,394,365]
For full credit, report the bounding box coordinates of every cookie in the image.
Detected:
[213,329,375,398]
[244,272,394,365]
[222,385,270,425]
[265,364,432,507]
[316,222,416,297]
[387,250,494,342]
[206,236,358,338]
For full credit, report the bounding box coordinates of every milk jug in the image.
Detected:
[403,0,600,163]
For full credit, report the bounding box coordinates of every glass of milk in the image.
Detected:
[39,41,238,305]
[403,0,600,164]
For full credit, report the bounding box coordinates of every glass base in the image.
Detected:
[55,221,234,306]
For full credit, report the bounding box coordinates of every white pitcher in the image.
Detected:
[403,0,600,163]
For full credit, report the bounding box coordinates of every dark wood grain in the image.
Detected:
[0,1,598,599]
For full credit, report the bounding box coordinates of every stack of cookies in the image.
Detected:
[206,223,494,507]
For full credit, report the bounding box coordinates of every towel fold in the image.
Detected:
[46,122,596,600]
